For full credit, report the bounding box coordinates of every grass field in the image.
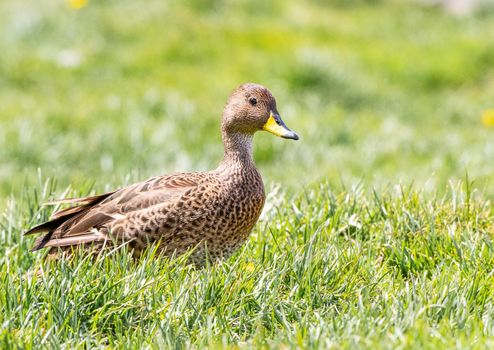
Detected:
[1,0,494,348]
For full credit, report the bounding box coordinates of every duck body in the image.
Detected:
[116,160,266,264]
[26,83,297,265]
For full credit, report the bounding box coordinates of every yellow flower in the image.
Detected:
[67,0,88,10]
[482,109,494,127]
[245,262,255,272]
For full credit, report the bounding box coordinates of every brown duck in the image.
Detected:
[25,83,298,265]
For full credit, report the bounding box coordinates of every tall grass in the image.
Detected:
[0,0,493,203]
[1,180,493,348]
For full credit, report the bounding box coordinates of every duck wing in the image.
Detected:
[26,174,202,251]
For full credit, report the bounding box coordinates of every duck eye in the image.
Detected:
[248,97,257,106]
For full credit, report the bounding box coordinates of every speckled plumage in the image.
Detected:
[25,83,298,265]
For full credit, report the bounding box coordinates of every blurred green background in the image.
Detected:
[1,0,494,203]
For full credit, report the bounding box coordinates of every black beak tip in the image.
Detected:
[282,131,299,140]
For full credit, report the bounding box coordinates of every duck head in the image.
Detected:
[222,83,299,140]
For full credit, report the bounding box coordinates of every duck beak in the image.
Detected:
[263,111,299,140]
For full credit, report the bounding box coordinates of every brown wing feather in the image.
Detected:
[25,191,115,235]
[44,193,113,207]
[26,173,203,251]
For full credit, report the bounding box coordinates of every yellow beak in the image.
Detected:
[262,112,299,140]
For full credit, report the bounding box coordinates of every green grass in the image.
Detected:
[2,180,494,348]
[2,0,494,348]
[1,0,494,199]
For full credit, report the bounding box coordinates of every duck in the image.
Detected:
[25,83,299,265]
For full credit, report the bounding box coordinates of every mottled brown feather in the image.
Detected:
[25,192,114,236]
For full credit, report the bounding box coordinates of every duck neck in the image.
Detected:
[219,128,255,169]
